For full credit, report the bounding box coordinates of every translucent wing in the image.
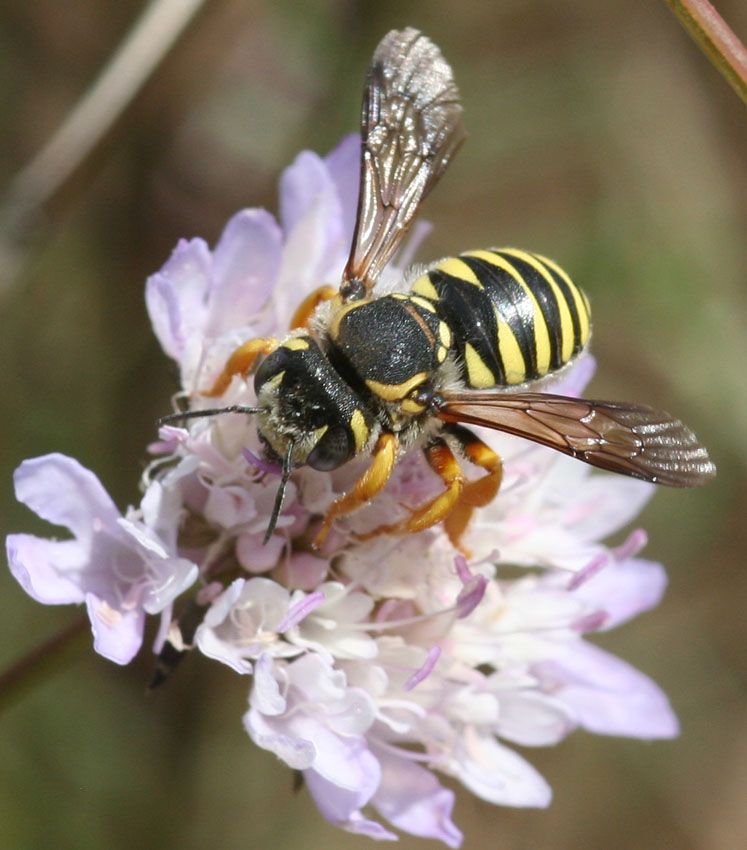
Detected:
[438,391,716,486]
[341,28,466,301]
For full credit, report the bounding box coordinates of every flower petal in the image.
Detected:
[7,535,88,604]
[455,730,553,807]
[13,454,121,543]
[534,641,679,739]
[207,208,282,336]
[145,237,212,359]
[323,133,361,251]
[373,751,463,848]
[86,592,145,665]
[305,769,397,842]
[574,557,668,630]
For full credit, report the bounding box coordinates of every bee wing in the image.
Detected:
[438,390,716,486]
[341,28,465,301]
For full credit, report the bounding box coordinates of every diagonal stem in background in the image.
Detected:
[666,0,747,104]
[0,0,207,288]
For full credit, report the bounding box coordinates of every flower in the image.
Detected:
[7,454,198,664]
[8,135,679,846]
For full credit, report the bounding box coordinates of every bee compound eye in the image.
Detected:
[306,425,353,471]
[253,348,288,392]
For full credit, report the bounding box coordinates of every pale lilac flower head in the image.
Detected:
[8,136,678,846]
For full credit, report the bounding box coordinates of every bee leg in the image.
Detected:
[204,337,280,397]
[442,425,503,549]
[290,285,338,329]
[359,439,465,540]
[313,432,398,548]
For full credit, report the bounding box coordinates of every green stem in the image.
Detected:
[666,0,747,104]
[0,615,90,712]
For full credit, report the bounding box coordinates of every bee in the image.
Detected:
[161,27,715,548]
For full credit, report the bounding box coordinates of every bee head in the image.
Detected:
[254,336,374,472]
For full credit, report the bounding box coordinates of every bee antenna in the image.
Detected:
[264,438,295,544]
[157,405,266,427]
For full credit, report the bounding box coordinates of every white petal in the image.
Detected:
[455,730,552,807]
[86,592,145,665]
[250,654,286,715]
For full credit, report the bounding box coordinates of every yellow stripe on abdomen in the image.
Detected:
[463,343,496,387]
[495,310,527,385]
[535,253,591,347]
[463,249,552,377]
[434,256,484,287]
[500,248,576,363]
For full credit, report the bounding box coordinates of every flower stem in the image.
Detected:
[0,615,89,713]
[665,0,747,104]
[0,0,207,289]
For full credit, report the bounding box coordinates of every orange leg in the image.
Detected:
[359,439,465,540]
[204,286,336,398]
[442,426,503,549]
[289,285,338,330]
[313,433,399,548]
[204,337,279,398]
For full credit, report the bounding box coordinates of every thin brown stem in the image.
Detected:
[0,615,89,712]
[666,0,747,104]
[0,0,207,289]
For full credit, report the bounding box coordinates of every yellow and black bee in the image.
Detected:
[163,28,715,547]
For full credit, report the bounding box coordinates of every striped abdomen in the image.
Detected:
[411,248,591,387]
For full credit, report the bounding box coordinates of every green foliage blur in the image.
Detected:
[1,2,745,849]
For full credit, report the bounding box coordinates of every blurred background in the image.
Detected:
[1,1,745,848]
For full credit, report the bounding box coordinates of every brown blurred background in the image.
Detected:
[1,2,745,848]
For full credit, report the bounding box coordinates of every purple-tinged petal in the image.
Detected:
[248,711,317,769]
[373,751,463,848]
[86,592,145,665]
[563,474,654,543]
[305,728,381,794]
[574,558,668,630]
[274,184,344,316]
[145,237,212,358]
[207,208,282,336]
[305,769,397,841]
[13,454,121,543]
[280,150,337,236]
[551,353,596,397]
[572,610,609,632]
[7,536,87,604]
[534,641,679,739]
[323,133,361,249]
